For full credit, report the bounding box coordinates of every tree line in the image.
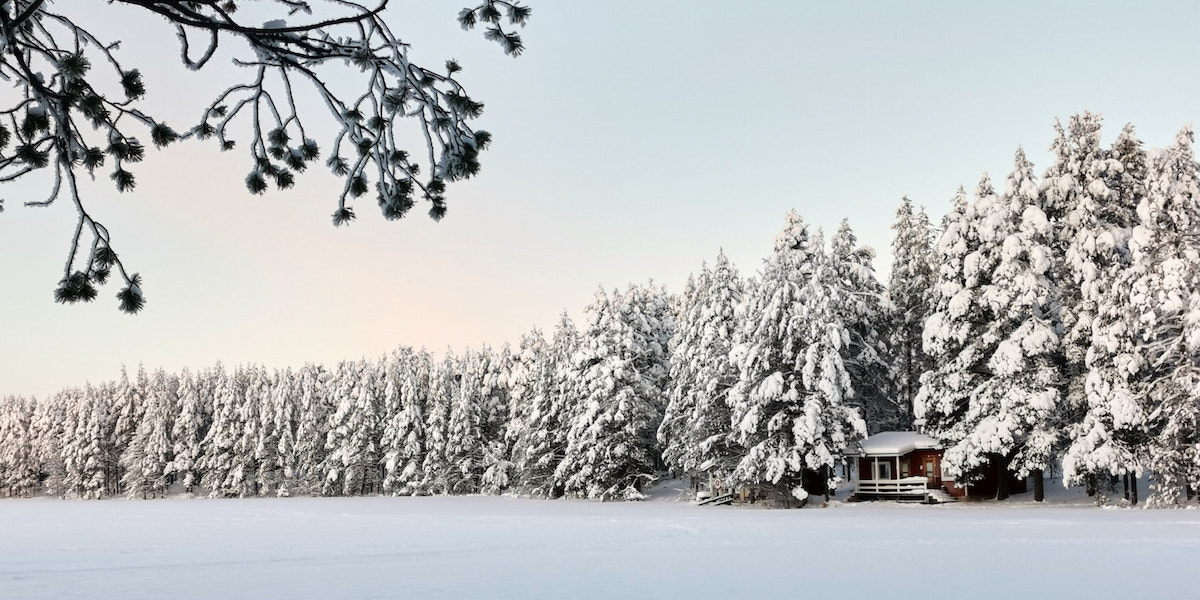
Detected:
[2,112,1198,506]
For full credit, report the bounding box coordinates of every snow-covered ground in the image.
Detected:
[1,488,1197,599]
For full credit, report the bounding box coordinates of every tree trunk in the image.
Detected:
[823,466,832,503]
[1085,474,1096,497]
[905,345,914,429]
[1130,476,1139,506]
[1032,468,1044,502]
[1122,473,1130,501]
[995,457,1010,501]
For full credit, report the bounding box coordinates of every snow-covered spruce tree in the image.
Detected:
[0,396,40,497]
[0,398,10,494]
[1062,124,1150,503]
[1041,114,1125,429]
[658,273,703,477]
[121,370,177,498]
[260,368,300,496]
[1,1,532,311]
[1119,129,1200,506]
[916,184,991,487]
[443,349,490,494]
[61,387,114,499]
[249,369,281,496]
[829,219,894,434]
[556,284,673,500]
[379,350,406,493]
[323,360,383,496]
[943,151,1062,501]
[506,327,550,492]
[200,367,244,497]
[886,197,936,429]
[168,369,208,493]
[381,349,432,495]
[294,364,333,493]
[31,391,69,497]
[479,345,514,495]
[223,366,268,497]
[443,345,514,496]
[511,314,581,497]
[57,389,85,498]
[110,365,146,493]
[728,213,865,505]
[421,352,460,494]
[659,251,744,484]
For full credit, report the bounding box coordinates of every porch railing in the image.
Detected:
[855,477,930,497]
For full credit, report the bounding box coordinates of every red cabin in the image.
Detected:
[851,431,1026,502]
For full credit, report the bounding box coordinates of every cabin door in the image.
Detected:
[924,457,939,488]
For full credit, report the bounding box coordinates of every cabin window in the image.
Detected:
[900,462,910,478]
[876,461,892,480]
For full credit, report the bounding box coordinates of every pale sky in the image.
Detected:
[4,1,1200,398]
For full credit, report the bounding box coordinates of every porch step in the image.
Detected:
[926,489,956,504]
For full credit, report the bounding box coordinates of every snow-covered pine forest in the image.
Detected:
[2,113,1199,507]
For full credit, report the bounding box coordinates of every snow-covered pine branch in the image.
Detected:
[0,0,530,311]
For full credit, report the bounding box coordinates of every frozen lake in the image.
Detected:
[1,495,1197,599]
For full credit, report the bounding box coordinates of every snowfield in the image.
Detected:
[2,492,1198,600]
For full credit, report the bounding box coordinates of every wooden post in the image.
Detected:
[1032,468,1044,502]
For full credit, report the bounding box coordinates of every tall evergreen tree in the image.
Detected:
[659,251,744,483]
[323,361,383,496]
[381,349,431,495]
[829,219,893,433]
[1126,129,1200,505]
[0,396,40,497]
[294,364,332,494]
[31,392,69,497]
[886,197,936,429]
[226,366,267,497]
[421,352,459,494]
[950,151,1061,500]
[557,284,673,500]
[384,350,432,494]
[200,368,243,497]
[507,327,551,492]
[263,369,300,496]
[62,387,114,499]
[1042,113,1120,419]
[444,349,490,494]
[729,213,865,504]
[168,369,207,493]
[511,314,580,497]
[917,182,995,487]
[1063,124,1150,503]
[121,370,177,498]
[479,346,514,495]
[111,366,146,492]
[659,272,702,475]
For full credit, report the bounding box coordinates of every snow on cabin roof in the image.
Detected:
[856,431,940,456]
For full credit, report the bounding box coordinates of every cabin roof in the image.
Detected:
[857,431,940,456]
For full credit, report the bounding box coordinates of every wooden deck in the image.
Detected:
[854,477,932,502]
